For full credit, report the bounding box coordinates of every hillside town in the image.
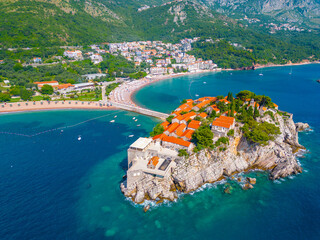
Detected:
[0,37,219,103]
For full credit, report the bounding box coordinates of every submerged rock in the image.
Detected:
[242,183,254,190]
[143,205,150,213]
[247,177,257,185]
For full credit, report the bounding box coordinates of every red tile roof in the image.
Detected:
[212,116,235,129]
[182,129,194,140]
[152,133,166,140]
[55,83,74,89]
[34,81,58,85]
[148,156,159,167]
[161,121,170,129]
[165,122,180,133]
[198,112,207,118]
[211,120,232,129]
[188,120,201,130]
[162,135,191,147]
[194,100,211,109]
[219,116,235,123]
[175,123,187,137]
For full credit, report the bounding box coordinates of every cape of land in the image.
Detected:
[121,91,309,206]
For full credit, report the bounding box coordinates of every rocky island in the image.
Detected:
[121,91,308,205]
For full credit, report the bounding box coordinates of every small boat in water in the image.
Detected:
[195,94,199,97]
[203,81,207,84]
[114,115,117,118]
[128,135,134,137]
[78,136,82,141]
[259,73,263,76]
[110,120,115,123]
[133,117,136,120]
[135,119,138,122]
[137,124,141,127]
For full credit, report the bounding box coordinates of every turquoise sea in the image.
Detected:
[1,64,320,239]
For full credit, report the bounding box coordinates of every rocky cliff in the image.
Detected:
[121,112,307,205]
[201,0,320,25]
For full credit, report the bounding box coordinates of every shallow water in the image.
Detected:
[1,64,320,239]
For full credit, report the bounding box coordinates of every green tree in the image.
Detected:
[166,115,174,123]
[236,90,255,101]
[40,84,54,95]
[192,125,213,149]
[178,149,189,158]
[20,89,33,101]
[150,124,165,137]
[13,63,23,71]
[0,92,11,102]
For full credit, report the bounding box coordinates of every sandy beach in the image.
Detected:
[109,69,222,107]
[254,60,319,69]
[0,100,115,114]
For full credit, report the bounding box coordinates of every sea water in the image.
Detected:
[0,64,320,239]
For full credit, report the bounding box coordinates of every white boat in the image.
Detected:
[110,120,115,123]
[78,136,81,141]
[133,117,135,120]
[135,119,138,122]
[114,115,117,118]
[128,135,134,137]
[203,82,207,84]
[137,124,141,127]
[259,73,263,76]
[195,94,199,97]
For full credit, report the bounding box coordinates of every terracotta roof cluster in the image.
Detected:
[212,116,235,129]
[193,100,211,110]
[153,96,230,148]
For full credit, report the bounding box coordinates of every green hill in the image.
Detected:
[1,0,320,65]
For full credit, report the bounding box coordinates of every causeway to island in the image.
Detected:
[121,90,309,206]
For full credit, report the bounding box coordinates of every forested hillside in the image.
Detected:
[1,0,320,65]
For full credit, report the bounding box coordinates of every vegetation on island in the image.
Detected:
[150,123,165,137]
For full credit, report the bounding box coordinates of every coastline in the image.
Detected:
[254,61,319,69]
[1,62,318,115]
[0,100,115,114]
[127,69,222,106]
[127,62,320,106]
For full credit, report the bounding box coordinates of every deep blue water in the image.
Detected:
[1,64,320,239]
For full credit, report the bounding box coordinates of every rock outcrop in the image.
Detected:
[121,112,306,204]
[295,122,310,131]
